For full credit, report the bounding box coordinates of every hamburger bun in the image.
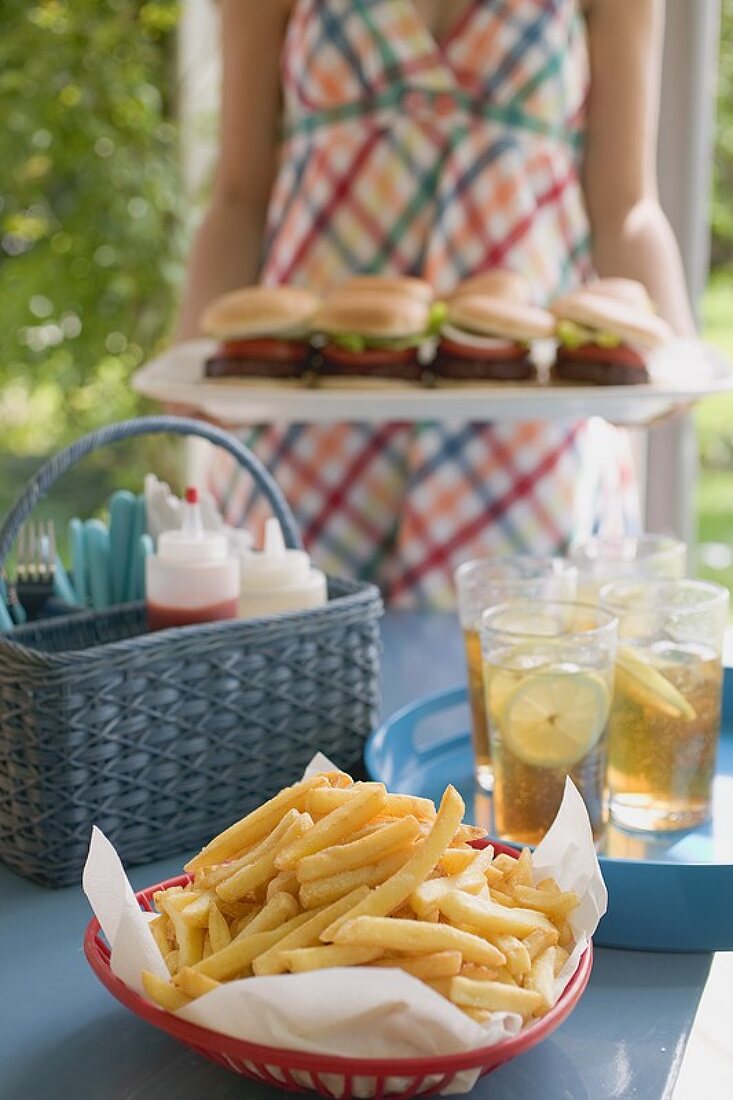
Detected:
[334,275,434,302]
[582,278,652,310]
[550,289,672,348]
[448,270,532,303]
[315,291,430,338]
[446,294,555,341]
[201,285,321,340]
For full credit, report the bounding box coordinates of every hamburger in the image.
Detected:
[435,293,555,382]
[313,290,431,384]
[201,285,320,380]
[582,277,652,310]
[551,286,672,385]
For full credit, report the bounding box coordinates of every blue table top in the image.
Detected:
[0,611,714,1099]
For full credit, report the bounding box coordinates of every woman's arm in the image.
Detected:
[175,0,290,339]
[583,0,696,335]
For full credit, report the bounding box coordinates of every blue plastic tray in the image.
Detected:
[366,672,733,953]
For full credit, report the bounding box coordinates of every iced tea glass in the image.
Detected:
[454,558,577,792]
[599,579,729,832]
[570,534,686,602]
[481,599,617,844]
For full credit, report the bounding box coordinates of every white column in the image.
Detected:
[644,0,720,542]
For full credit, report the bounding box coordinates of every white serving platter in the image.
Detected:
[133,338,733,426]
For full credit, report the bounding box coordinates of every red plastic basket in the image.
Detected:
[83,843,593,1098]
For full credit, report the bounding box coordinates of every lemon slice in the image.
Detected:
[485,667,520,723]
[501,672,610,768]
[615,647,696,720]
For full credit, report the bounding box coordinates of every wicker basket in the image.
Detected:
[0,416,383,888]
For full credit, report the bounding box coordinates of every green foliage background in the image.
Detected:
[0,0,183,456]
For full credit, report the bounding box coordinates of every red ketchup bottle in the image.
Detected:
[145,487,240,631]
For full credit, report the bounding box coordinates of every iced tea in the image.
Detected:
[601,580,728,831]
[482,601,617,845]
[455,557,577,792]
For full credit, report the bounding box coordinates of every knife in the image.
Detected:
[109,490,137,605]
[84,519,112,610]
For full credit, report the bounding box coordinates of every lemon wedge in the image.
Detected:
[501,672,610,768]
[615,647,696,720]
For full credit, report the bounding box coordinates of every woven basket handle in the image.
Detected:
[0,415,303,567]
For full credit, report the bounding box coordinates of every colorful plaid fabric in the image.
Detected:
[211,0,640,608]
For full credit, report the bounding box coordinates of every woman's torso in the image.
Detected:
[213,0,639,608]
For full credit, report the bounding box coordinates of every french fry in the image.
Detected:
[208,902,232,954]
[526,946,557,1013]
[180,891,213,928]
[522,928,558,963]
[440,848,503,885]
[491,854,519,877]
[319,785,465,942]
[410,851,493,919]
[185,774,330,872]
[494,934,531,978]
[424,977,453,999]
[276,785,388,871]
[461,1007,494,1023]
[558,920,575,951]
[160,892,206,968]
[174,967,221,999]
[191,911,314,980]
[459,964,500,981]
[437,890,557,940]
[511,884,580,921]
[305,787,436,821]
[296,815,421,883]
[505,848,533,887]
[452,824,488,844]
[537,878,561,895]
[148,914,172,959]
[164,948,179,975]
[323,770,354,789]
[333,916,505,967]
[252,886,371,976]
[199,809,302,888]
[554,946,570,975]
[142,970,191,1012]
[202,933,212,959]
[298,848,413,910]
[217,813,313,902]
[279,945,383,972]
[490,889,518,908]
[217,898,258,922]
[373,952,462,980]
[450,976,543,1018]
[236,892,299,938]
[266,871,300,900]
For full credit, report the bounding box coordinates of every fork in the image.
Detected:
[15,520,57,621]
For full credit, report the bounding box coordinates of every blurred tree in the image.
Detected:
[711,0,733,270]
[0,0,184,455]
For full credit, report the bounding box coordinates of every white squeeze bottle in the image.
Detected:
[146,487,240,631]
[239,516,327,618]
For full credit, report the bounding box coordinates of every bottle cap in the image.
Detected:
[157,485,228,563]
[241,517,311,591]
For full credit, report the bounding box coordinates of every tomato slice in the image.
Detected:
[438,337,526,362]
[556,343,647,369]
[219,338,309,363]
[323,344,418,369]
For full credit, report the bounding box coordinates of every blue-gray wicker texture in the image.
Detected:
[0,418,383,887]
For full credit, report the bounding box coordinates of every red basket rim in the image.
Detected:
[83,840,593,1077]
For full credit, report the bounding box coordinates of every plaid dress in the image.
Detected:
[212,0,639,608]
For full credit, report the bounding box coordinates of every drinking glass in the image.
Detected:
[454,557,577,792]
[570,534,686,602]
[481,599,617,844]
[599,578,729,832]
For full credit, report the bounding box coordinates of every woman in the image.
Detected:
[176,0,694,608]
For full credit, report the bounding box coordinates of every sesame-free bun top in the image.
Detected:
[201,285,321,339]
[583,277,652,310]
[448,270,532,303]
[446,293,555,341]
[335,275,434,302]
[315,291,431,338]
[551,288,672,348]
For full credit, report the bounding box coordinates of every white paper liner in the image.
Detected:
[83,767,606,1096]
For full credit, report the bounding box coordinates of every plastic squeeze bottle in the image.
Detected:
[239,516,327,619]
[146,487,240,630]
